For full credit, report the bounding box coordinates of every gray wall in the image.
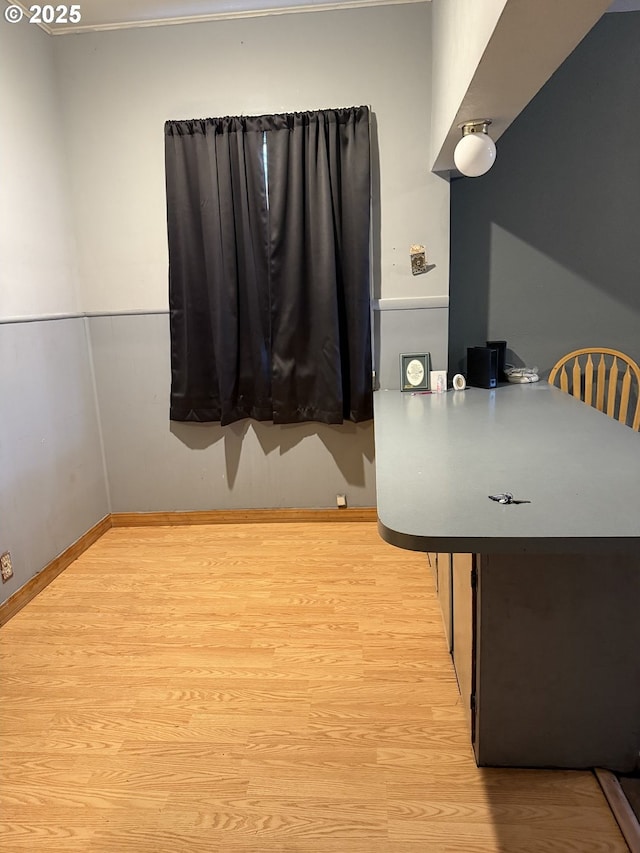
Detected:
[0,15,110,606]
[448,12,640,378]
[89,315,375,511]
[375,305,449,390]
[50,3,446,512]
[0,319,110,602]
[3,4,447,609]
[52,4,449,314]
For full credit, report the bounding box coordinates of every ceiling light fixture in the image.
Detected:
[454,120,496,177]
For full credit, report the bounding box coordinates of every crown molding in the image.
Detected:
[8,0,428,36]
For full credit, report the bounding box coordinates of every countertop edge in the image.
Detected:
[377,517,640,556]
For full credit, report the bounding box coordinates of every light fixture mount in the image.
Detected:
[458,119,492,137]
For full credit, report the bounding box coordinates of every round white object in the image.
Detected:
[454,133,496,177]
[452,373,467,391]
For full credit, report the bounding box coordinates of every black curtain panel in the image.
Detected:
[165,106,372,426]
[165,117,272,424]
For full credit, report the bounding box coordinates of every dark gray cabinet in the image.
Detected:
[434,551,640,772]
[374,388,640,773]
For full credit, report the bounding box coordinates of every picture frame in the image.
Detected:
[400,352,431,392]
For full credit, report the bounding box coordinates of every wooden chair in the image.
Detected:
[548,347,640,430]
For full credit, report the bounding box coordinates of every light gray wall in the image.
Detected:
[0,320,110,602]
[448,12,640,378]
[0,13,81,318]
[2,4,463,603]
[0,16,109,606]
[51,3,448,509]
[89,315,374,511]
[375,306,449,390]
[52,4,449,314]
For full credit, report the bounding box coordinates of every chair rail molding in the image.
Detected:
[373,296,449,311]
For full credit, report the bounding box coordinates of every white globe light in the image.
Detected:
[454,131,496,177]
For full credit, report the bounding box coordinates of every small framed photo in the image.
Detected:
[400,352,431,392]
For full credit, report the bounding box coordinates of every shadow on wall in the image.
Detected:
[170,420,375,492]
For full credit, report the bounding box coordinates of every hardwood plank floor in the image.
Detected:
[0,523,626,852]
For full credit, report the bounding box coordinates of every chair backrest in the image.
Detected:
[548,347,640,431]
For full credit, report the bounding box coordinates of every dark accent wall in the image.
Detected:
[449,12,640,378]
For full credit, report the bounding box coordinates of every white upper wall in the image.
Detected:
[429,0,507,168]
[52,3,450,313]
[1,1,615,319]
[0,14,81,320]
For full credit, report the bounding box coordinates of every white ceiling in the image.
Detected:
[8,0,427,34]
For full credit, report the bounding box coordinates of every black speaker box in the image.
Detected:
[486,340,507,381]
[467,346,499,389]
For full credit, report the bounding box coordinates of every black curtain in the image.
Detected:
[165,106,372,426]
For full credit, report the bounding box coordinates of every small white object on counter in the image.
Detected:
[430,370,447,393]
[452,373,467,391]
[505,366,539,383]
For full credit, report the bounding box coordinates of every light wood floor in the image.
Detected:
[0,522,627,852]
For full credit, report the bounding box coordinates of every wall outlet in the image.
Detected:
[336,494,347,508]
[1,552,13,583]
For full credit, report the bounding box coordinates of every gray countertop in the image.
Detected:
[374,383,640,554]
